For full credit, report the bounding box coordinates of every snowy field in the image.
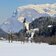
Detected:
[0,41,56,56]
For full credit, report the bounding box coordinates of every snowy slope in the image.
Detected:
[1,3,56,33]
[0,41,56,56]
[17,3,56,22]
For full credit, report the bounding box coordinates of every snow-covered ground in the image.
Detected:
[0,41,56,56]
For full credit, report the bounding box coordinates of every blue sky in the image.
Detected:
[0,0,56,23]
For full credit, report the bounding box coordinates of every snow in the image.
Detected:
[18,16,24,23]
[48,25,53,27]
[0,41,56,56]
[17,4,56,16]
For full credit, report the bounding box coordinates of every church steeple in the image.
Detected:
[23,18,29,31]
[23,18,26,23]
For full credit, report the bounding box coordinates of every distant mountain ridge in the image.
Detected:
[1,3,56,33]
